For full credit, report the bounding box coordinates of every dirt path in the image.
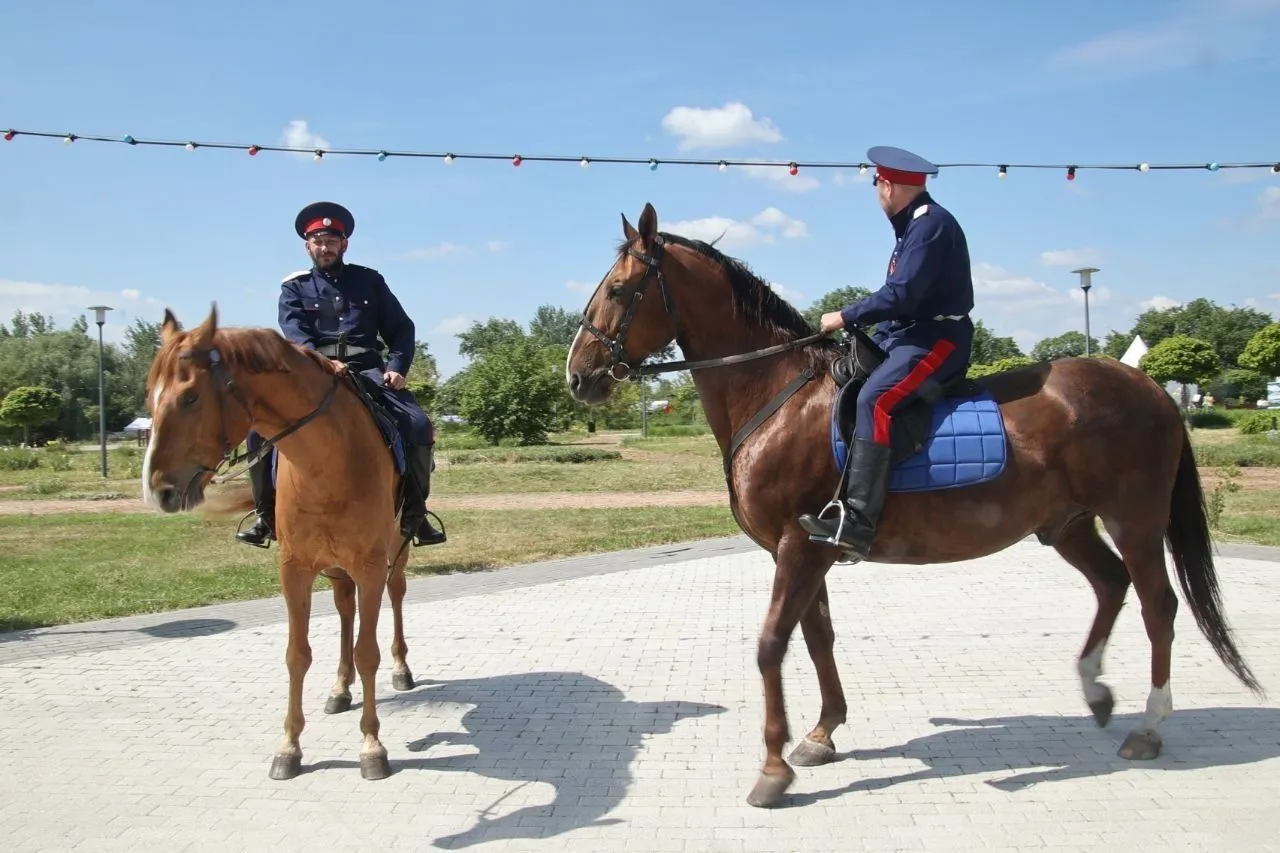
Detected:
[0,489,729,517]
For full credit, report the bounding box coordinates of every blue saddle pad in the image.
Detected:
[831,389,1008,493]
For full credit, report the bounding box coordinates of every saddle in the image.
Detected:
[342,370,409,477]
[829,347,980,466]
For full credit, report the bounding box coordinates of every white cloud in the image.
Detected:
[1255,186,1280,222]
[767,282,806,304]
[398,242,468,261]
[430,315,474,336]
[663,207,809,250]
[564,280,597,296]
[660,102,784,150]
[0,278,162,338]
[831,169,872,187]
[280,119,329,156]
[1039,248,1102,268]
[486,240,508,253]
[1045,0,1280,79]
[1140,295,1183,311]
[736,164,821,193]
[1068,286,1114,306]
[971,262,1072,308]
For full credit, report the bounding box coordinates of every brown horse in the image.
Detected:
[566,202,1263,808]
[142,307,419,781]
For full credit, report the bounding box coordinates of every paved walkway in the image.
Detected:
[4,536,1280,852]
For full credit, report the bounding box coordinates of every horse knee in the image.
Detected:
[757,631,789,672]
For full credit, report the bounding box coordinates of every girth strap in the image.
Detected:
[723,367,817,478]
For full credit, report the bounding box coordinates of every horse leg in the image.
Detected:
[748,535,832,808]
[788,580,846,767]
[324,574,356,715]
[354,567,392,780]
[269,565,314,780]
[387,557,415,691]
[1103,519,1177,760]
[1052,518,1131,727]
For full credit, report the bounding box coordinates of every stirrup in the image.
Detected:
[800,500,871,564]
[235,512,274,549]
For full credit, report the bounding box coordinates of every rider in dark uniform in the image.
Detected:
[799,146,974,559]
[236,201,446,549]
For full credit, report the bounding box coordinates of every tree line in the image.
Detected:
[2,286,1277,447]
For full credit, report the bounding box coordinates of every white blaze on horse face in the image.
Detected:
[566,324,587,386]
[141,380,164,507]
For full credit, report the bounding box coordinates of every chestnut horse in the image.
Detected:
[142,307,419,781]
[566,202,1262,808]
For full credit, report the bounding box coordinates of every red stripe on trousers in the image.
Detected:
[872,339,957,445]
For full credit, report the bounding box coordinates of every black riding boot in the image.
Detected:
[798,437,892,560]
[235,458,277,548]
[400,445,447,547]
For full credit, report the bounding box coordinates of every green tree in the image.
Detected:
[1031,331,1098,361]
[457,318,525,358]
[1210,368,1268,405]
[1101,330,1133,360]
[967,355,1034,380]
[459,335,563,445]
[1131,299,1272,369]
[971,320,1023,364]
[802,286,873,330]
[529,305,579,348]
[1238,322,1280,378]
[0,385,62,445]
[1139,335,1220,386]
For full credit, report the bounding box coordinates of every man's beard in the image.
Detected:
[311,249,344,270]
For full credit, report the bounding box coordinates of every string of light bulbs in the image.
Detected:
[4,126,1279,179]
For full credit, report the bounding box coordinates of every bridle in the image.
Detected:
[576,234,829,380]
[165,343,341,502]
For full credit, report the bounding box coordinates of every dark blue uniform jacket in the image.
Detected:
[278,262,416,376]
[839,192,975,355]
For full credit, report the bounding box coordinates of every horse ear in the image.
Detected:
[190,303,219,346]
[621,212,638,242]
[637,202,658,246]
[161,308,182,343]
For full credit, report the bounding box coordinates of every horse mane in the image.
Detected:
[211,327,334,375]
[616,232,842,356]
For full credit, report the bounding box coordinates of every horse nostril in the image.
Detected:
[570,372,581,391]
[153,484,179,511]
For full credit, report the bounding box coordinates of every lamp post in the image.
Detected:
[88,305,112,477]
[1072,267,1099,357]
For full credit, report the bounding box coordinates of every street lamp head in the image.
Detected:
[1071,267,1100,292]
[87,305,113,326]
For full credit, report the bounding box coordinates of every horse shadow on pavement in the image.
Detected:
[387,671,726,848]
[786,706,1280,807]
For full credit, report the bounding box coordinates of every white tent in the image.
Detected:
[122,417,151,433]
[1119,334,1147,368]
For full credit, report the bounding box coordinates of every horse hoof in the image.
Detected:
[392,671,415,691]
[269,754,302,781]
[360,753,392,781]
[1119,728,1162,761]
[324,694,352,715]
[788,737,836,767]
[746,770,795,808]
[1088,688,1115,728]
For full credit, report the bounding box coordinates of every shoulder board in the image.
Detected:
[912,204,930,220]
[281,270,311,284]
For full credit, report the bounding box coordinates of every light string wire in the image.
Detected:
[4,127,1279,177]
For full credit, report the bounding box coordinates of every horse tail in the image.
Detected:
[199,481,255,518]
[1165,425,1264,696]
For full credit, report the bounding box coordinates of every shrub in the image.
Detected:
[1237,412,1279,436]
[445,447,621,465]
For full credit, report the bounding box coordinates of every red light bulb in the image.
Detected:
[512,155,522,167]
[3,130,14,142]
[1067,167,1076,181]
[788,162,798,176]
[248,145,260,156]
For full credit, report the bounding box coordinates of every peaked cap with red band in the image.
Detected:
[867,145,938,187]
[295,201,355,239]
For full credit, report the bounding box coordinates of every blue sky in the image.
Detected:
[2,0,1279,378]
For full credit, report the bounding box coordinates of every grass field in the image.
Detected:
[1,420,1277,630]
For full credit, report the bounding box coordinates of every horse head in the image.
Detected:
[142,305,256,513]
[566,202,682,404]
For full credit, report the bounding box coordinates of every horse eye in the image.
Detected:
[180,390,198,408]
[607,285,624,299]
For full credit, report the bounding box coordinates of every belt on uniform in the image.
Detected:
[317,343,374,357]
[931,314,969,321]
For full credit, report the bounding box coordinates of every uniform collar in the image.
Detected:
[313,261,346,281]
[889,191,933,237]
